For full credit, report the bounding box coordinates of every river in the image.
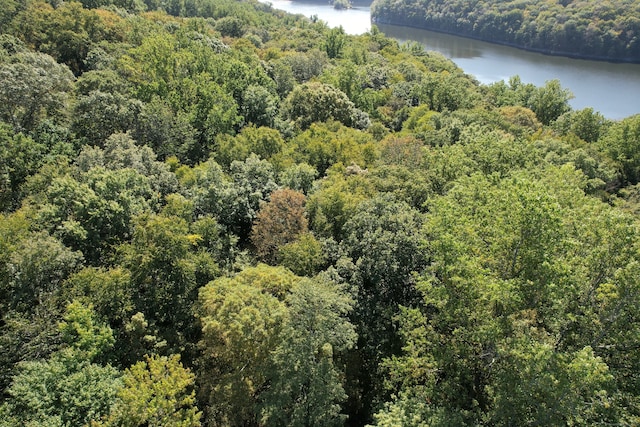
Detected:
[265,0,640,120]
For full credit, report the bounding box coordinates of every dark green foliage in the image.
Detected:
[325,26,346,59]
[0,124,47,211]
[599,114,640,186]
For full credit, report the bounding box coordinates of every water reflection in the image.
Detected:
[378,23,640,118]
[265,0,640,118]
[267,0,372,34]
[378,24,484,59]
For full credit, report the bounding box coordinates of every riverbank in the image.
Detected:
[371,0,640,64]
[372,17,640,64]
[266,0,640,119]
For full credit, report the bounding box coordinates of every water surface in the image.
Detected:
[266,0,640,119]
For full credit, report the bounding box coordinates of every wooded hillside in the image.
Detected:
[1,0,639,425]
[372,0,640,62]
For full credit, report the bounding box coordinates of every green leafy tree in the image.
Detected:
[0,123,47,211]
[132,97,197,162]
[599,114,640,186]
[97,354,201,427]
[527,79,574,125]
[287,121,377,176]
[76,132,179,196]
[118,213,216,354]
[0,51,74,133]
[278,163,318,195]
[554,107,610,143]
[4,231,83,313]
[260,279,357,427]
[279,232,326,277]
[241,85,278,127]
[0,302,122,427]
[339,195,427,420]
[215,125,284,167]
[29,166,156,263]
[72,91,142,147]
[283,82,370,130]
[306,168,375,240]
[61,267,134,344]
[197,267,289,426]
[191,154,278,239]
[325,26,346,59]
[375,168,640,425]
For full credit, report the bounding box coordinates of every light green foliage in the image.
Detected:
[0,356,122,427]
[8,1,121,74]
[490,342,614,426]
[198,268,289,426]
[416,70,478,112]
[260,279,356,427]
[0,50,74,132]
[288,121,377,175]
[283,82,370,130]
[229,263,300,299]
[98,354,201,427]
[325,26,346,59]
[215,125,284,167]
[279,232,326,276]
[198,265,355,426]
[59,300,115,362]
[306,167,376,240]
[0,302,121,427]
[29,166,156,263]
[487,77,573,125]
[321,58,391,114]
[599,114,640,186]
[497,105,542,133]
[527,79,574,125]
[376,167,640,425]
[554,107,610,143]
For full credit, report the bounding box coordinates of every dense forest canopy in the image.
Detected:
[371,0,640,62]
[1,0,640,425]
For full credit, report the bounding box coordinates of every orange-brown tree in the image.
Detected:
[250,189,308,265]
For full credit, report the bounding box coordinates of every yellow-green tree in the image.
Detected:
[97,354,201,427]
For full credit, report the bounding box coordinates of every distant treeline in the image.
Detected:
[371,0,640,62]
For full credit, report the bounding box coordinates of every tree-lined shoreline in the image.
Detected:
[371,0,640,63]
